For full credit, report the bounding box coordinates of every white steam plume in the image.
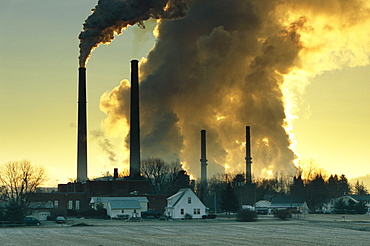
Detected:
[101,0,370,180]
[78,0,188,67]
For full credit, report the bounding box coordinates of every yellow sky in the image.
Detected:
[0,1,369,186]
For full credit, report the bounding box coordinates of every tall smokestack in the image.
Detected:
[200,130,207,187]
[77,67,88,182]
[129,60,141,179]
[245,126,252,184]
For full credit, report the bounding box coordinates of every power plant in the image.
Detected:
[75,60,255,192]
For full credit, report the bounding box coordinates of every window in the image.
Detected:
[54,200,59,209]
[68,200,73,209]
[193,209,200,215]
[76,200,80,210]
[188,197,191,204]
[121,210,125,213]
[180,209,184,215]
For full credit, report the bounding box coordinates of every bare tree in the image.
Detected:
[0,160,47,217]
[141,157,184,194]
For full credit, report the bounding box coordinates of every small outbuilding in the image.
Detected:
[268,195,309,214]
[165,188,206,219]
[107,200,142,219]
[254,200,271,214]
[90,197,148,219]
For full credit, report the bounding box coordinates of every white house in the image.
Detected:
[165,188,206,219]
[90,197,148,219]
[323,195,370,214]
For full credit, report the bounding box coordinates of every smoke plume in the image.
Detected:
[101,0,370,179]
[90,130,117,162]
[78,0,188,67]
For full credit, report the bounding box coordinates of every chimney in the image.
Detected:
[77,67,88,182]
[129,60,141,179]
[200,130,208,187]
[245,126,252,184]
[113,168,118,180]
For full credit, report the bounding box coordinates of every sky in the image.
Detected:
[1,0,369,187]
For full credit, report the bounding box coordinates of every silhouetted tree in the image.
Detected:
[338,174,351,195]
[203,173,238,212]
[353,180,369,195]
[219,183,239,215]
[140,157,186,194]
[305,173,328,212]
[354,201,368,214]
[0,160,47,220]
[334,198,346,214]
[166,170,191,194]
[290,174,306,198]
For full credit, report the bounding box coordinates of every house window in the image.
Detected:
[54,200,59,209]
[180,209,184,215]
[68,200,73,209]
[121,210,124,213]
[76,200,80,210]
[188,197,191,204]
[193,209,200,215]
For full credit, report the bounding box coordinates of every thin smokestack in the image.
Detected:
[130,60,141,179]
[245,126,252,184]
[114,168,118,180]
[200,130,207,186]
[77,67,87,182]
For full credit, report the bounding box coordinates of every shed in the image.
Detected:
[107,200,142,219]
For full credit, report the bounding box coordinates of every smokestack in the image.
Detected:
[113,168,118,180]
[245,126,252,184]
[129,60,141,179]
[77,67,88,182]
[200,130,207,187]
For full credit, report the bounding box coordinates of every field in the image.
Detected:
[0,214,369,246]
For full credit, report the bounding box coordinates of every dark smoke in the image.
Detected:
[100,0,370,179]
[78,0,188,67]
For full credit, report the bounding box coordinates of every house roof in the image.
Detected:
[348,195,370,202]
[109,200,142,210]
[270,195,306,208]
[271,195,305,204]
[90,196,148,204]
[255,200,271,208]
[166,188,191,207]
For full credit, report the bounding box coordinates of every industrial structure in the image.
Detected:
[200,130,207,187]
[77,67,88,182]
[245,126,252,184]
[129,60,141,179]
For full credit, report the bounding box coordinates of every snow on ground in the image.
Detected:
[0,214,369,246]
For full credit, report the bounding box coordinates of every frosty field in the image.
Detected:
[0,214,369,246]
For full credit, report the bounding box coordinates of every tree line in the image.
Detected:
[0,158,368,220]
